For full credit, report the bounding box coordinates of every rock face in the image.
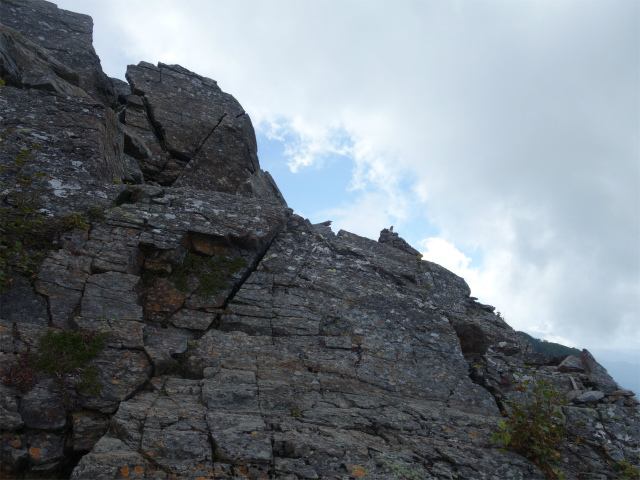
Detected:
[0,1,638,479]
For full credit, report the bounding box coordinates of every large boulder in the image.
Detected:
[124,61,287,203]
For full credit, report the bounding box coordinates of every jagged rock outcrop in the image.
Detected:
[0,1,638,479]
[378,227,420,256]
[0,0,116,105]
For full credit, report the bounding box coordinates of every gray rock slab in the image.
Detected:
[143,326,196,375]
[125,62,285,203]
[559,355,585,373]
[0,87,127,211]
[202,369,260,414]
[81,272,142,321]
[206,412,272,464]
[75,316,144,350]
[581,349,619,394]
[0,383,24,431]
[71,411,110,452]
[36,250,91,291]
[33,281,80,330]
[24,431,66,471]
[566,389,585,403]
[168,309,215,330]
[85,224,142,275]
[17,379,66,430]
[0,24,91,101]
[0,275,48,325]
[575,391,605,403]
[70,436,152,480]
[78,348,151,413]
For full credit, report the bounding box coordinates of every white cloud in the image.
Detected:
[420,238,474,278]
[320,191,409,241]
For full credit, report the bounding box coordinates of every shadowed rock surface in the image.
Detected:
[0,1,638,479]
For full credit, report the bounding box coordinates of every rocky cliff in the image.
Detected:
[0,1,638,479]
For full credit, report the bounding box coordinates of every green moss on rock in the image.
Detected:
[168,252,248,296]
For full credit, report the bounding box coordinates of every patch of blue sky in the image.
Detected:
[463,245,484,267]
[256,130,357,223]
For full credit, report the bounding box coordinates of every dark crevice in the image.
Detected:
[190,113,226,160]
[445,386,456,408]
[140,96,166,146]
[448,319,507,414]
[205,215,292,332]
[452,323,490,356]
[207,432,220,463]
[55,449,85,479]
[364,423,391,444]
[32,279,54,328]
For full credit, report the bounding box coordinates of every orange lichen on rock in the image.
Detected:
[348,465,367,477]
[236,466,250,476]
[121,466,129,477]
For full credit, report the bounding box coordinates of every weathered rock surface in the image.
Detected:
[123,61,287,203]
[378,227,420,256]
[558,355,585,373]
[0,0,115,104]
[581,348,620,395]
[0,1,638,479]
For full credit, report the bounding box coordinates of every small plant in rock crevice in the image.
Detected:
[610,461,640,480]
[2,329,106,402]
[62,213,88,230]
[85,205,105,221]
[493,373,567,479]
[147,251,248,297]
[0,128,48,292]
[2,346,37,393]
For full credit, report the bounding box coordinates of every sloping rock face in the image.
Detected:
[0,1,638,479]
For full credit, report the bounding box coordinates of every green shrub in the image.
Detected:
[493,373,566,479]
[2,329,106,399]
[35,330,105,376]
[167,252,247,296]
[86,205,105,221]
[611,461,640,480]
[62,213,88,230]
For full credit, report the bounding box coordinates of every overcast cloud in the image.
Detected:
[55,0,639,353]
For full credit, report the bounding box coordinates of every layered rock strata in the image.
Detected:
[0,1,638,479]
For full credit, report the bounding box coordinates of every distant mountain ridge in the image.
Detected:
[516,331,582,357]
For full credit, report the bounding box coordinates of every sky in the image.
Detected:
[53,0,639,384]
